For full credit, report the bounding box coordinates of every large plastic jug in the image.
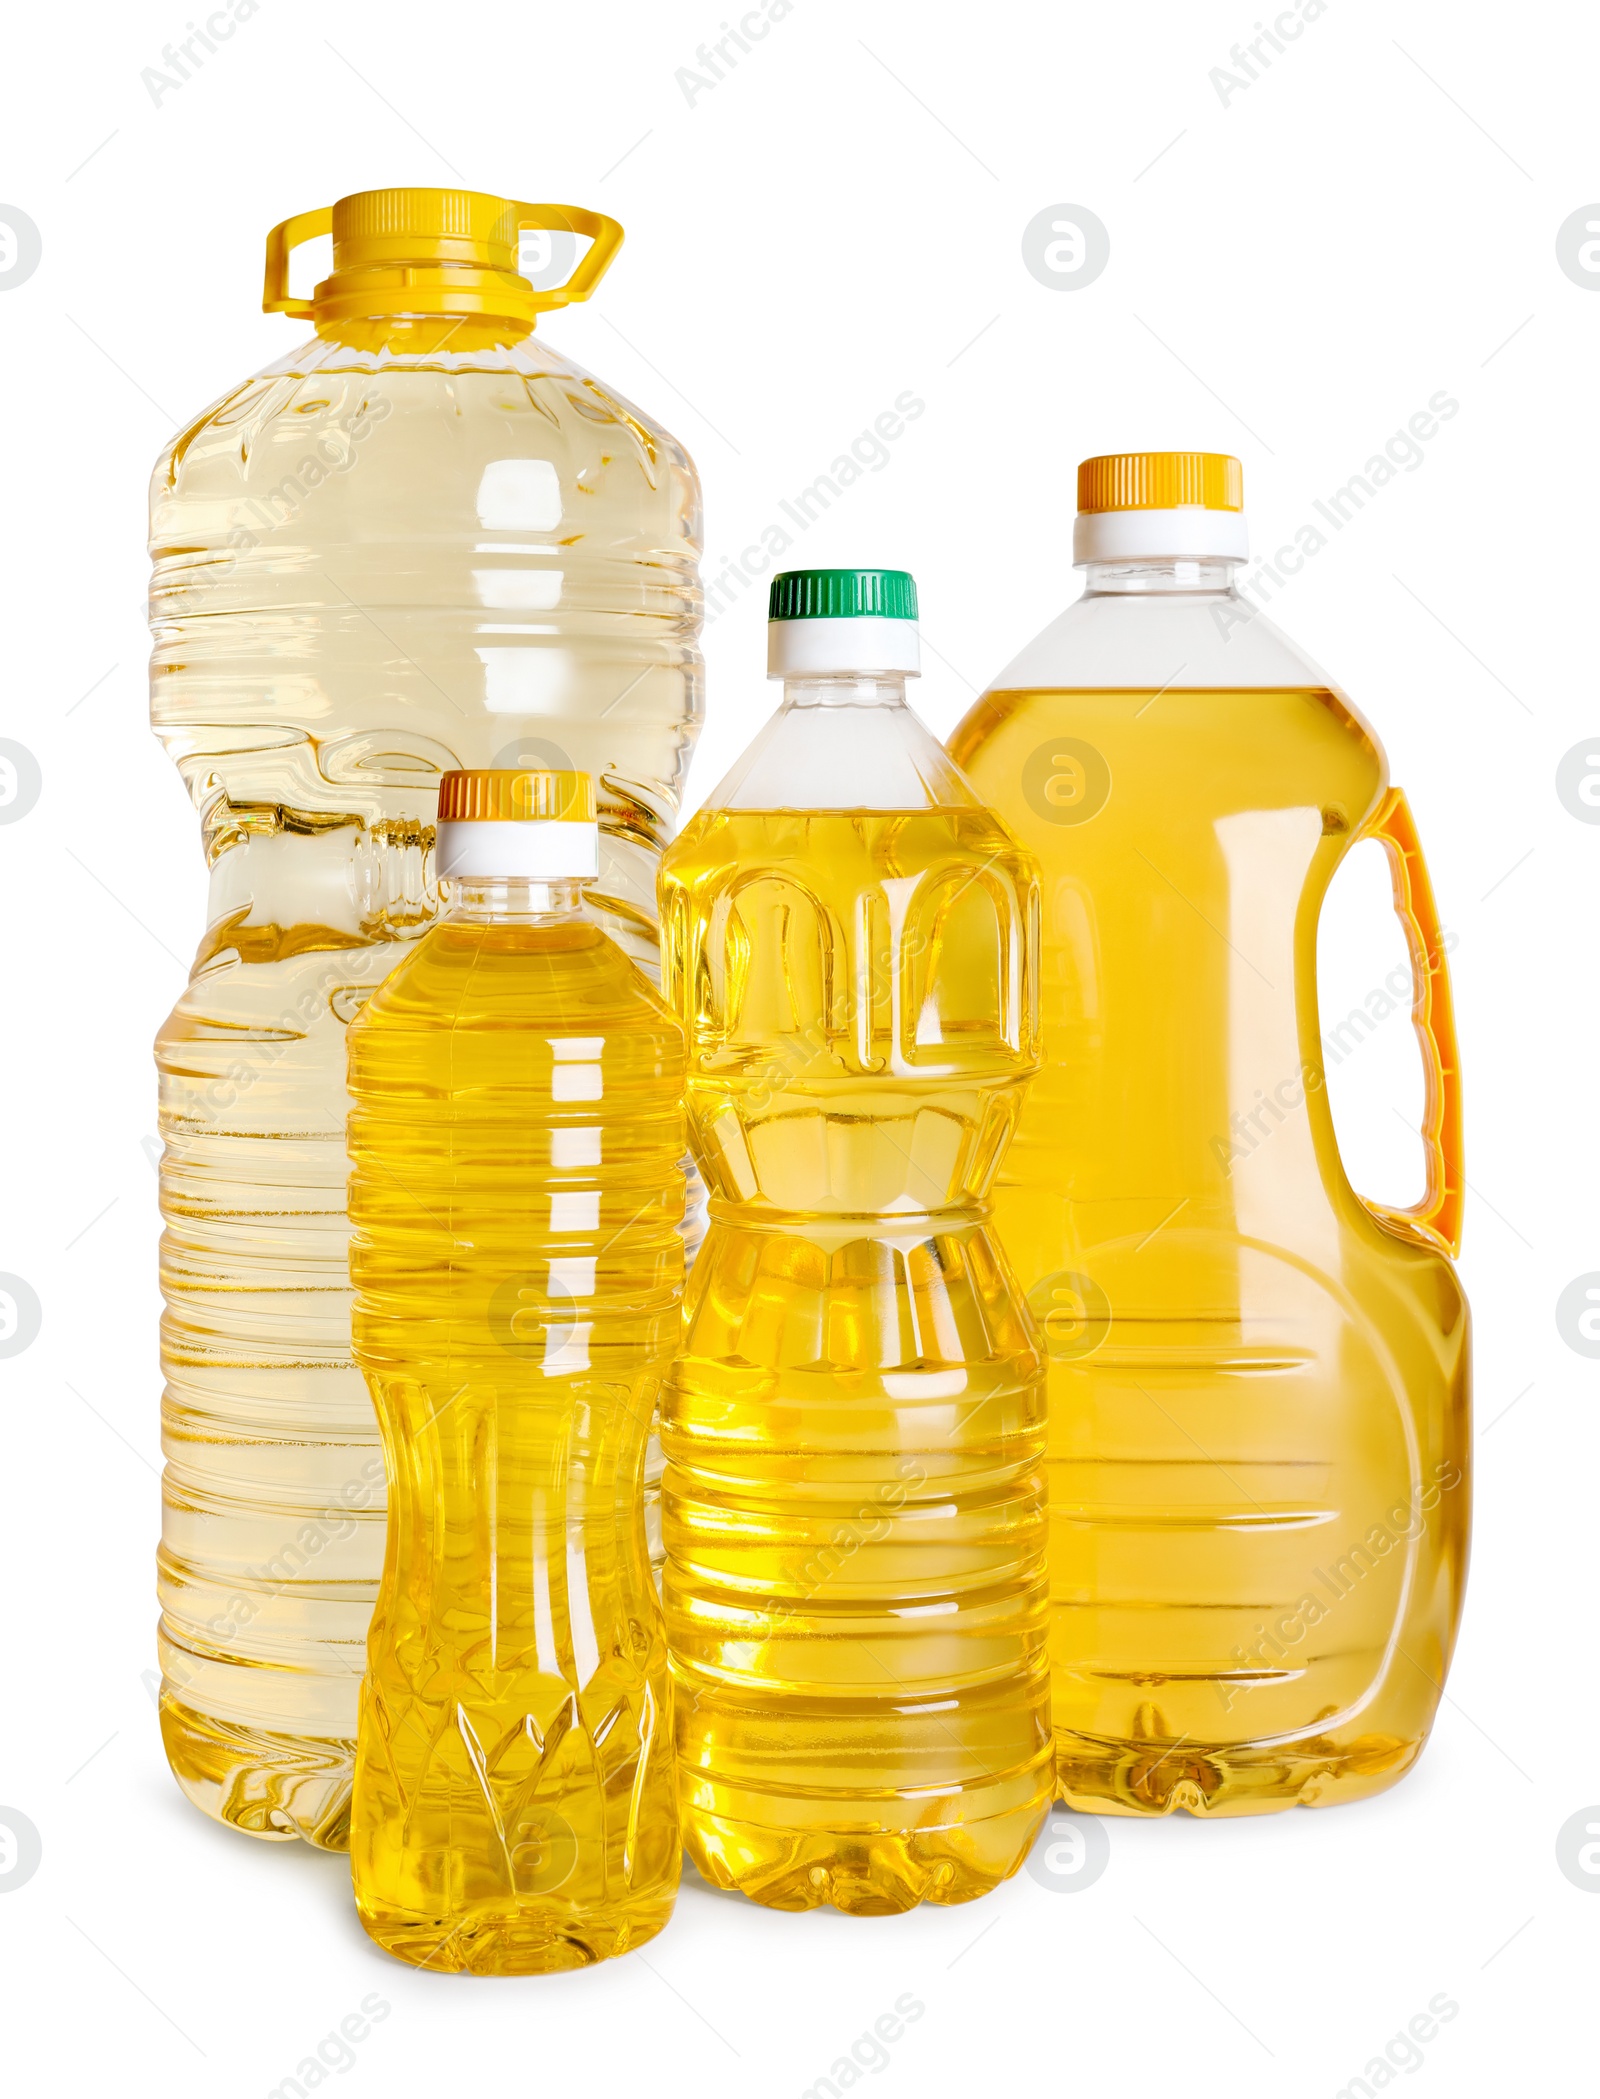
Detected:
[947,455,1468,1816]
[659,570,1051,1910]
[150,189,701,1846]
[347,769,683,1973]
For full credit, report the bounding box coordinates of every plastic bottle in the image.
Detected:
[150,189,701,1847]
[346,768,682,1972]
[947,453,1469,1816]
[659,570,1051,1911]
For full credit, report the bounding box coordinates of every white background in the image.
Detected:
[0,1,1592,2092]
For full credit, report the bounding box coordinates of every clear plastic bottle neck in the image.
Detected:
[1082,557,1243,597]
[444,876,590,923]
[782,672,909,710]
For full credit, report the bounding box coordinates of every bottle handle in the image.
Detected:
[512,203,624,311]
[260,203,622,318]
[1353,786,1464,1256]
[262,207,333,317]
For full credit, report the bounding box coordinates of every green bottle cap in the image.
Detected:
[767,568,918,622]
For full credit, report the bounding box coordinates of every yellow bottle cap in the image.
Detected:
[437,769,596,823]
[1077,452,1243,514]
[262,188,623,345]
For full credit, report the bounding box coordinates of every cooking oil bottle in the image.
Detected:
[948,453,1469,1815]
[150,190,701,1846]
[659,570,1051,1911]
[346,769,682,1972]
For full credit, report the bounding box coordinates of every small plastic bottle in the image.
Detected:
[347,769,683,1971]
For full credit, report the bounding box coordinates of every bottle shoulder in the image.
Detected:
[151,326,700,512]
[694,693,992,814]
[982,590,1353,698]
[951,592,1388,821]
[359,919,683,1041]
[950,680,1388,833]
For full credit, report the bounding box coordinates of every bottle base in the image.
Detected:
[1055,1724,1425,1817]
[681,1796,1048,1914]
[355,1892,676,1975]
[160,1695,354,1849]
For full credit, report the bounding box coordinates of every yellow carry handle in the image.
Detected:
[262,206,332,318]
[510,202,624,312]
[261,193,623,326]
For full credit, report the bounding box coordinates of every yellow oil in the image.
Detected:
[659,807,1051,1911]
[346,896,684,1970]
[150,323,700,1845]
[947,687,1470,1815]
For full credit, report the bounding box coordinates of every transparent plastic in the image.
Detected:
[947,559,1469,1816]
[659,674,1052,1911]
[151,318,700,1845]
[346,873,683,1971]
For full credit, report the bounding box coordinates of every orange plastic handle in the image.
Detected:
[511,203,624,311]
[1358,786,1464,1256]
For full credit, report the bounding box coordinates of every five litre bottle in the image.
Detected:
[659,569,1051,1910]
[346,768,683,1972]
[948,453,1469,1815]
[149,189,701,1846]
